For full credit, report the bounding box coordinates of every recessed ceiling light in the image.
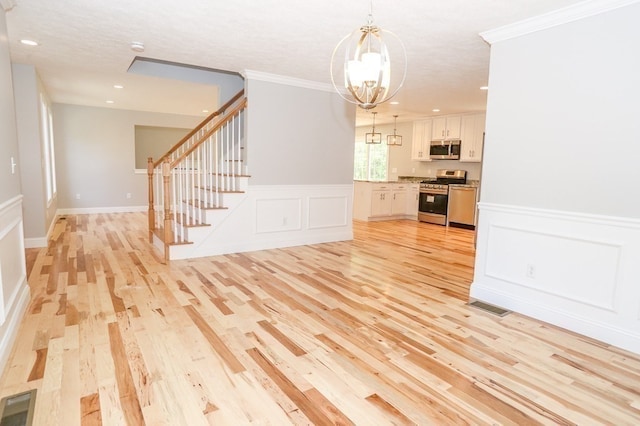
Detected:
[114,85,124,89]
[106,100,114,104]
[20,39,39,46]
[432,109,440,112]
[202,109,209,113]
[480,86,489,90]
[390,101,399,105]
[131,42,145,52]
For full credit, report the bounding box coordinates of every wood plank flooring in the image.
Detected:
[1,212,639,425]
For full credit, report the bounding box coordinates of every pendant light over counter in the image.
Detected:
[365,111,382,144]
[387,115,402,146]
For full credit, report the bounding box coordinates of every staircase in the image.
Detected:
[147,90,248,261]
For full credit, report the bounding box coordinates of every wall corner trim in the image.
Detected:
[480,0,640,44]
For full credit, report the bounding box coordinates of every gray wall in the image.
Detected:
[481,4,640,218]
[0,11,20,202]
[13,64,57,240]
[134,125,191,169]
[53,104,201,208]
[128,59,244,106]
[246,79,355,185]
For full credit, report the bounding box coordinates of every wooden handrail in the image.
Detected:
[170,97,247,169]
[153,89,245,168]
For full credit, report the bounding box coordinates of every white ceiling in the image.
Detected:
[5,0,584,125]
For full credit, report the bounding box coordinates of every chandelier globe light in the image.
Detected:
[330,1,407,110]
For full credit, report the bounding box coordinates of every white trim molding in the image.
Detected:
[57,205,148,215]
[471,202,640,355]
[480,0,640,44]
[242,70,335,93]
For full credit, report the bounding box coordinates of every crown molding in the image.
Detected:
[480,0,640,44]
[241,70,335,93]
[0,0,16,12]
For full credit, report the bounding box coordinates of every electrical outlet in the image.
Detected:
[282,217,287,226]
[126,193,132,199]
[75,193,81,200]
[526,264,536,278]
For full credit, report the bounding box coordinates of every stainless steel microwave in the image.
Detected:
[430,140,461,160]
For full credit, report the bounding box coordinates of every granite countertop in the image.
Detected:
[356,178,480,187]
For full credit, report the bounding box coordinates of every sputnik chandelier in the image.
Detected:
[330,1,407,110]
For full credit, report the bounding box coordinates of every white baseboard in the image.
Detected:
[57,205,147,215]
[24,237,47,248]
[470,284,640,354]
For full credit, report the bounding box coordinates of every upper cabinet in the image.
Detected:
[431,116,461,141]
[460,113,486,162]
[411,120,432,161]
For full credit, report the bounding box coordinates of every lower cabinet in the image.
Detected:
[354,182,419,221]
[406,184,419,219]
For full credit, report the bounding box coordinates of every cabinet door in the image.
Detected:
[411,120,432,161]
[406,185,419,217]
[371,190,392,216]
[432,117,446,140]
[391,190,407,216]
[446,116,461,139]
[460,114,485,162]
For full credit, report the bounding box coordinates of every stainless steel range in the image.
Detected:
[418,169,466,225]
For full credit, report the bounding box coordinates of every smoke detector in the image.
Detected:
[130,42,145,53]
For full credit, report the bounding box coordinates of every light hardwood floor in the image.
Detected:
[1,213,639,425]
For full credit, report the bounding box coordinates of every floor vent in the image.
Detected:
[468,300,511,317]
[0,389,36,426]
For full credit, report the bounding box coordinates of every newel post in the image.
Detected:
[162,160,173,262]
[147,157,155,242]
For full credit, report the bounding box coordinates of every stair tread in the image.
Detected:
[184,199,230,209]
[194,186,245,193]
[153,227,193,245]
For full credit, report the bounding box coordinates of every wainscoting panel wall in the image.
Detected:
[0,196,30,372]
[471,202,640,354]
[170,184,353,260]
[308,196,348,229]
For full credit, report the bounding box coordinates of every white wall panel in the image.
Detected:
[472,203,640,354]
[308,196,348,229]
[0,196,30,372]
[255,198,302,233]
[485,224,621,311]
[169,184,353,260]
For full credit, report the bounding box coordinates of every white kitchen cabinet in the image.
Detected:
[353,182,416,221]
[371,188,392,217]
[406,183,419,218]
[411,120,432,161]
[432,116,461,140]
[391,184,407,216]
[460,113,486,162]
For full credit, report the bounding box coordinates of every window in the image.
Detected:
[353,140,388,181]
[40,94,57,203]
